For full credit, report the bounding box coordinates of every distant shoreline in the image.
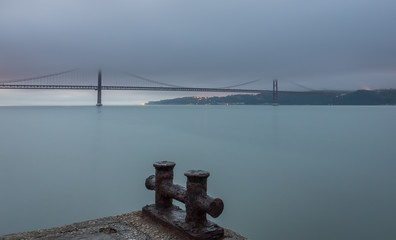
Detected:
[147,89,396,106]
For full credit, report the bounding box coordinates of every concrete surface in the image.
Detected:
[1,211,247,240]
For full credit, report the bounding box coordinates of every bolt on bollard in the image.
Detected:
[143,161,224,240]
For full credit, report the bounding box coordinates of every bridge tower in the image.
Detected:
[273,79,278,105]
[96,70,102,106]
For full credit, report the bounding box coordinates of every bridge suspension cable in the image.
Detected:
[289,81,316,91]
[0,69,78,84]
[124,72,184,88]
[220,78,264,89]
[124,71,266,89]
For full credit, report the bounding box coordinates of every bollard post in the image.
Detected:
[153,161,175,209]
[143,161,224,240]
[185,170,210,226]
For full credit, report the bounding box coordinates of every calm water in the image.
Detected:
[0,106,395,239]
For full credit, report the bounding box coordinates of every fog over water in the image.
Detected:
[0,106,395,239]
[1,0,396,105]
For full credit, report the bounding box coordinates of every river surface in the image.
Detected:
[0,105,395,239]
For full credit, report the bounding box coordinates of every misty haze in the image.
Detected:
[0,1,395,240]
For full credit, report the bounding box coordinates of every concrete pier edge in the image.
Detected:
[0,211,247,240]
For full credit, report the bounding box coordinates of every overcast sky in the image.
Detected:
[0,0,395,105]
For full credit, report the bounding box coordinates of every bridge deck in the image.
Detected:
[0,84,325,95]
[0,84,269,93]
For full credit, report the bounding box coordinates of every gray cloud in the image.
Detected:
[0,0,395,92]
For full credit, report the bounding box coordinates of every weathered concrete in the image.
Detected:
[0,211,247,240]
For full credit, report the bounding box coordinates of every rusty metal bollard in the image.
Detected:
[143,161,224,240]
[149,161,176,209]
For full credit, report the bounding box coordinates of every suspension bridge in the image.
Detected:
[0,69,284,106]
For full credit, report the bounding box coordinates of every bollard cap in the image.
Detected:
[153,161,176,168]
[184,170,210,178]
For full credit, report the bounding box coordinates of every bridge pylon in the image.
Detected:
[96,70,102,106]
[273,79,279,106]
